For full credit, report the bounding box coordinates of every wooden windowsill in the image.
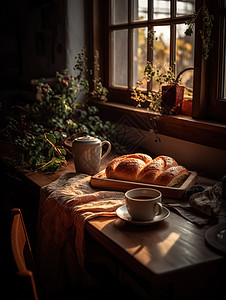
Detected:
[91,100,226,151]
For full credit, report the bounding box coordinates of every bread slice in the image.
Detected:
[154,166,189,186]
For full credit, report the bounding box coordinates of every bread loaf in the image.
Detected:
[106,153,152,182]
[106,153,189,187]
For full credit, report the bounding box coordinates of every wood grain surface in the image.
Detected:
[86,212,224,283]
[23,151,225,297]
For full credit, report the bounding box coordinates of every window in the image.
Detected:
[108,0,195,103]
[91,0,226,121]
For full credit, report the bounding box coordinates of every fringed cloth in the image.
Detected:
[36,172,124,293]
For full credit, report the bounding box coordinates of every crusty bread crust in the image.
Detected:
[137,156,178,183]
[106,153,152,181]
[105,154,189,187]
[154,165,189,186]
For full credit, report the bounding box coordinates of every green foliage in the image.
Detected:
[91,51,108,100]
[131,62,180,143]
[131,63,179,114]
[144,63,177,86]
[91,80,108,100]
[72,105,118,140]
[0,48,122,173]
[185,6,214,60]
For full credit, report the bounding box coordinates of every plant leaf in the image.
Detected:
[45,133,56,144]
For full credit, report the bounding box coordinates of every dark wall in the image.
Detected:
[0,0,67,89]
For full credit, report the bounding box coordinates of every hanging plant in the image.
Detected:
[184,5,214,60]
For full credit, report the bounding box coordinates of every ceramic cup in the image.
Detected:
[125,188,163,221]
[72,135,111,175]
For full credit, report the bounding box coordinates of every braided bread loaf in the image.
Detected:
[106,153,189,187]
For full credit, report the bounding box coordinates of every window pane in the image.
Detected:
[152,26,170,91]
[176,0,195,17]
[153,0,170,19]
[153,25,170,66]
[132,0,148,22]
[111,0,128,25]
[176,23,194,96]
[132,27,148,88]
[111,30,128,87]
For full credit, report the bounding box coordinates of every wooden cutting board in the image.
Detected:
[90,170,197,199]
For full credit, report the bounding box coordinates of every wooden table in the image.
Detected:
[25,160,225,299]
[86,208,225,299]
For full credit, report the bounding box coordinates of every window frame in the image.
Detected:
[90,0,226,121]
[87,0,226,151]
[207,0,226,120]
[107,0,196,104]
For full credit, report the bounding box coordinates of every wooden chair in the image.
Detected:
[11,208,39,300]
[10,208,109,300]
[10,208,139,300]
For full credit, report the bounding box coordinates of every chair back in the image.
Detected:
[11,208,39,300]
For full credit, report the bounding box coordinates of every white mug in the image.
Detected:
[125,188,162,221]
[72,135,111,175]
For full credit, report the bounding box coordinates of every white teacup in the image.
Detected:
[125,188,163,221]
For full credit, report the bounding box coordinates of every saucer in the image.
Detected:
[205,222,226,254]
[116,205,170,225]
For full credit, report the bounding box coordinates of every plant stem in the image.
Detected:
[44,133,62,157]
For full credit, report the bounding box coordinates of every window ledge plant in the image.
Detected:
[131,62,185,115]
[131,62,193,141]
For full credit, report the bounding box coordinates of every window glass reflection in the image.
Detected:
[152,25,170,91]
[111,30,128,87]
[132,0,148,22]
[132,27,148,88]
[153,0,170,19]
[176,0,195,16]
[153,25,170,66]
[111,0,128,25]
[176,23,194,97]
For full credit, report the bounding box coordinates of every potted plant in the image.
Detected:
[162,67,195,114]
[161,84,185,114]
[132,62,185,115]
